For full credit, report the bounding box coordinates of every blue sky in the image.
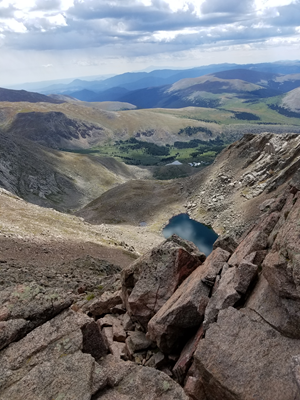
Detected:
[0,0,300,85]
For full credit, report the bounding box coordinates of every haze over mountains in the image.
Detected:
[30,61,300,105]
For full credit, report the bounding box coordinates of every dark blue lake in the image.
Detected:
[162,214,218,256]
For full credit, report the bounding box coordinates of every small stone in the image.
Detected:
[125,331,153,358]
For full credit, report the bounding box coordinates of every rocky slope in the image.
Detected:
[2,173,300,398]
[2,132,300,399]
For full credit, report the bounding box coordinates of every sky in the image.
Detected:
[0,0,300,86]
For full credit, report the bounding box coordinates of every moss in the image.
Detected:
[85,292,95,301]
[162,380,170,392]
[54,393,66,400]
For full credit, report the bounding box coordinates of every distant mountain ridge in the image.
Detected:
[0,87,63,104]
[36,61,300,98]
[29,61,300,110]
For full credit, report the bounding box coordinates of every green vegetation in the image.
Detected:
[268,104,300,119]
[178,125,213,136]
[85,292,95,301]
[231,111,261,121]
[68,137,227,169]
[155,96,300,127]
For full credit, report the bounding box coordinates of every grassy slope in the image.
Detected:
[2,95,300,150]
[0,129,151,212]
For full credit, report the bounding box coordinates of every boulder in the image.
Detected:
[121,235,206,328]
[184,376,206,400]
[92,355,189,399]
[110,341,126,359]
[0,283,74,350]
[0,309,102,400]
[292,355,300,391]
[145,351,166,369]
[0,305,188,400]
[147,248,230,353]
[213,234,238,254]
[84,290,122,317]
[81,321,109,361]
[98,314,126,342]
[203,260,258,330]
[125,331,153,357]
[123,312,135,331]
[203,267,240,330]
[194,307,300,400]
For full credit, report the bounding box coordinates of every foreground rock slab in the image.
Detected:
[0,310,98,400]
[93,355,189,400]
[0,283,75,351]
[194,307,300,400]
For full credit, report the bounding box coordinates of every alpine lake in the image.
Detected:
[162,213,218,256]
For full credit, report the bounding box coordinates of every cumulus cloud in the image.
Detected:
[0,3,17,18]
[31,0,62,11]
[0,0,300,86]
[267,1,300,27]
[201,0,254,15]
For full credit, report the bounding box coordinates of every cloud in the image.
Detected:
[0,0,300,87]
[201,0,254,15]
[0,4,17,18]
[31,0,62,11]
[266,1,300,27]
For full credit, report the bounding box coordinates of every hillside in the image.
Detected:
[281,87,300,112]
[0,99,223,149]
[0,128,151,212]
[118,74,283,109]
[0,87,63,104]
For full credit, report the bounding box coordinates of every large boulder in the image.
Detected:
[0,309,102,400]
[194,307,300,400]
[0,283,75,350]
[121,235,206,329]
[147,247,230,353]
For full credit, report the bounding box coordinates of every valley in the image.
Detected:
[1,62,300,400]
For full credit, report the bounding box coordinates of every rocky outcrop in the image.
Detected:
[121,235,206,329]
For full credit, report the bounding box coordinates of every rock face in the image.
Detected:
[147,247,230,353]
[194,307,300,400]
[121,235,206,329]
